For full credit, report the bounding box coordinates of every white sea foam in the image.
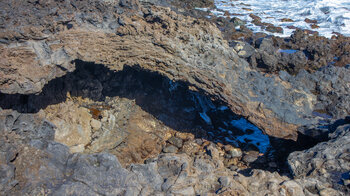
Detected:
[210,0,350,37]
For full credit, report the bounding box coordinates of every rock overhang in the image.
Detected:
[1,0,348,141]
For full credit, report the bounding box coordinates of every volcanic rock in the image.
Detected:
[162,145,178,153]
[167,136,183,148]
[0,0,350,195]
[288,123,350,193]
[0,0,333,140]
[230,17,246,27]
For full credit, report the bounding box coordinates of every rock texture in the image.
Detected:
[288,124,350,194]
[1,110,348,195]
[1,0,350,195]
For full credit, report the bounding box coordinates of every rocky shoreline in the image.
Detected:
[0,0,349,195]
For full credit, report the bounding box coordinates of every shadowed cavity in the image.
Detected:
[0,60,318,174]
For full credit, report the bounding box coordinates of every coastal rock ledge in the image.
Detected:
[0,0,349,195]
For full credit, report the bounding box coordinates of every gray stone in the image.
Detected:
[218,176,231,187]
[162,145,178,153]
[228,148,242,158]
[167,136,183,148]
[243,153,259,163]
[257,38,276,55]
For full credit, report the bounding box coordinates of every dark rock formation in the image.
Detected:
[288,123,350,194]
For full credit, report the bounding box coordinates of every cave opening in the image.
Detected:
[0,60,312,175]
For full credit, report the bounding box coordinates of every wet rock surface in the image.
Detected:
[0,0,349,195]
[156,0,350,75]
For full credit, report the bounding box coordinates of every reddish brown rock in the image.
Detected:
[305,18,317,23]
[311,24,320,29]
[266,25,283,33]
[281,18,294,22]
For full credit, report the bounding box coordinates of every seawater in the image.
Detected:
[203,0,350,37]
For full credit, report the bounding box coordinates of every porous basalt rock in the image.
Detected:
[288,123,350,194]
[0,1,350,195]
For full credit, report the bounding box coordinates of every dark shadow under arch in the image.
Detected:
[0,59,323,175]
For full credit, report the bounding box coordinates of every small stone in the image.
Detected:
[243,153,258,163]
[280,18,294,22]
[167,136,183,148]
[230,17,246,27]
[218,176,231,187]
[311,24,319,29]
[202,141,210,147]
[249,14,261,21]
[287,25,297,29]
[228,148,242,158]
[205,144,220,159]
[229,165,238,171]
[181,141,199,154]
[162,145,178,153]
[305,18,317,23]
[266,25,283,33]
[216,142,223,148]
[242,8,253,11]
[238,50,247,57]
[223,145,233,151]
[233,43,244,52]
[164,132,172,141]
[343,179,350,186]
[194,139,203,145]
[90,119,102,131]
